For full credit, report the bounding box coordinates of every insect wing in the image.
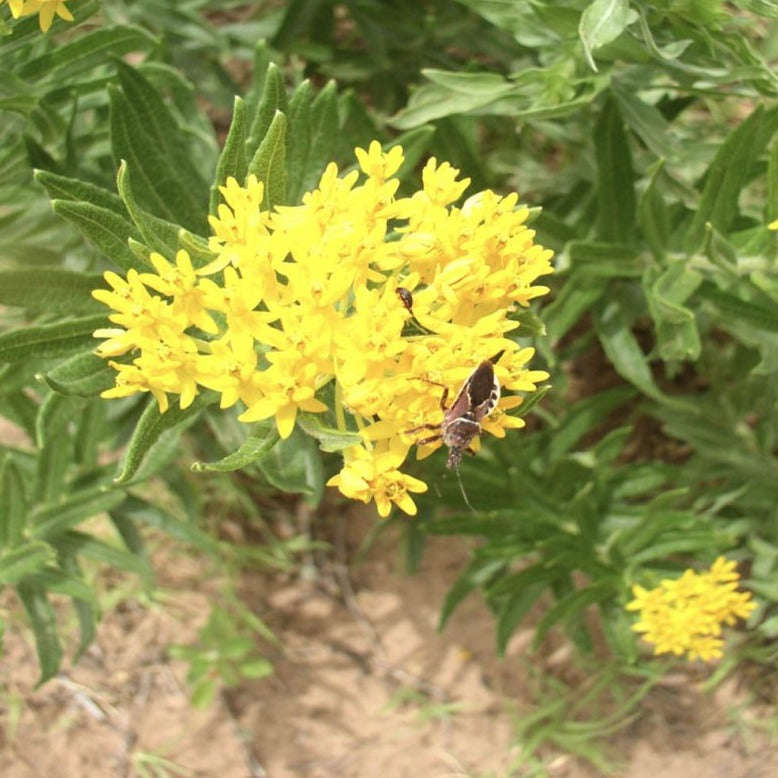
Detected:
[465,361,500,422]
[443,374,475,423]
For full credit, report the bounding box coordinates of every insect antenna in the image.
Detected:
[444,462,476,513]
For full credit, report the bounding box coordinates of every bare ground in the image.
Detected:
[2,513,777,778]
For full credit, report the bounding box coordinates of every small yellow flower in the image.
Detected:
[626,557,757,662]
[239,353,328,439]
[327,442,427,517]
[18,0,75,32]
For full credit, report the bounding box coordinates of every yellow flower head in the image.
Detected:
[327,441,427,517]
[13,0,75,31]
[93,142,554,516]
[626,557,757,662]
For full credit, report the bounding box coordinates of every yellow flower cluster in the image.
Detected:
[93,142,553,516]
[2,0,76,31]
[626,557,757,662]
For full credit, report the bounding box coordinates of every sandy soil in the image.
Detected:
[1,513,777,778]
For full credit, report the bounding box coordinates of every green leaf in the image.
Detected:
[0,269,103,315]
[50,199,142,272]
[116,161,181,258]
[257,426,324,505]
[18,26,158,81]
[110,62,209,234]
[567,241,642,277]
[60,553,97,661]
[111,495,216,554]
[296,413,363,452]
[73,400,104,467]
[35,391,80,449]
[0,541,54,585]
[547,387,634,462]
[0,314,106,363]
[644,263,703,361]
[192,421,280,471]
[697,282,778,334]
[27,569,97,604]
[543,275,604,342]
[534,581,614,646]
[579,0,634,71]
[248,110,287,210]
[17,579,63,685]
[612,83,676,162]
[594,98,635,243]
[286,80,313,204]
[730,0,778,19]
[30,487,127,539]
[438,558,505,630]
[628,533,724,564]
[0,456,26,547]
[391,70,513,128]
[246,62,289,155]
[305,80,338,195]
[210,96,248,215]
[56,531,149,577]
[115,393,217,484]
[685,106,778,251]
[637,159,670,260]
[495,577,549,655]
[34,170,129,219]
[40,351,116,397]
[593,301,664,402]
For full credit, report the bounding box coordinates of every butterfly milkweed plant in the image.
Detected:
[1,2,777,768]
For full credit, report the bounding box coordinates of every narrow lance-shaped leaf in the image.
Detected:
[0,542,55,585]
[116,161,180,258]
[638,158,670,260]
[192,420,280,472]
[115,392,217,484]
[30,487,127,539]
[111,495,217,554]
[593,300,664,402]
[34,169,129,218]
[210,96,248,215]
[59,551,97,661]
[18,25,157,81]
[110,62,209,233]
[685,106,778,251]
[50,200,143,272]
[296,413,362,453]
[246,62,289,156]
[0,269,103,315]
[0,314,107,363]
[285,80,312,205]
[257,427,324,505]
[248,110,287,210]
[40,351,117,397]
[594,97,636,243]
[17,579,64,685]
[304,80,339,195]
[0,457,27,547]
[767,136,778,225]
[35,391,81,449]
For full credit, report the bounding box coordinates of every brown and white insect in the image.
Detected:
[407,360,501,469]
